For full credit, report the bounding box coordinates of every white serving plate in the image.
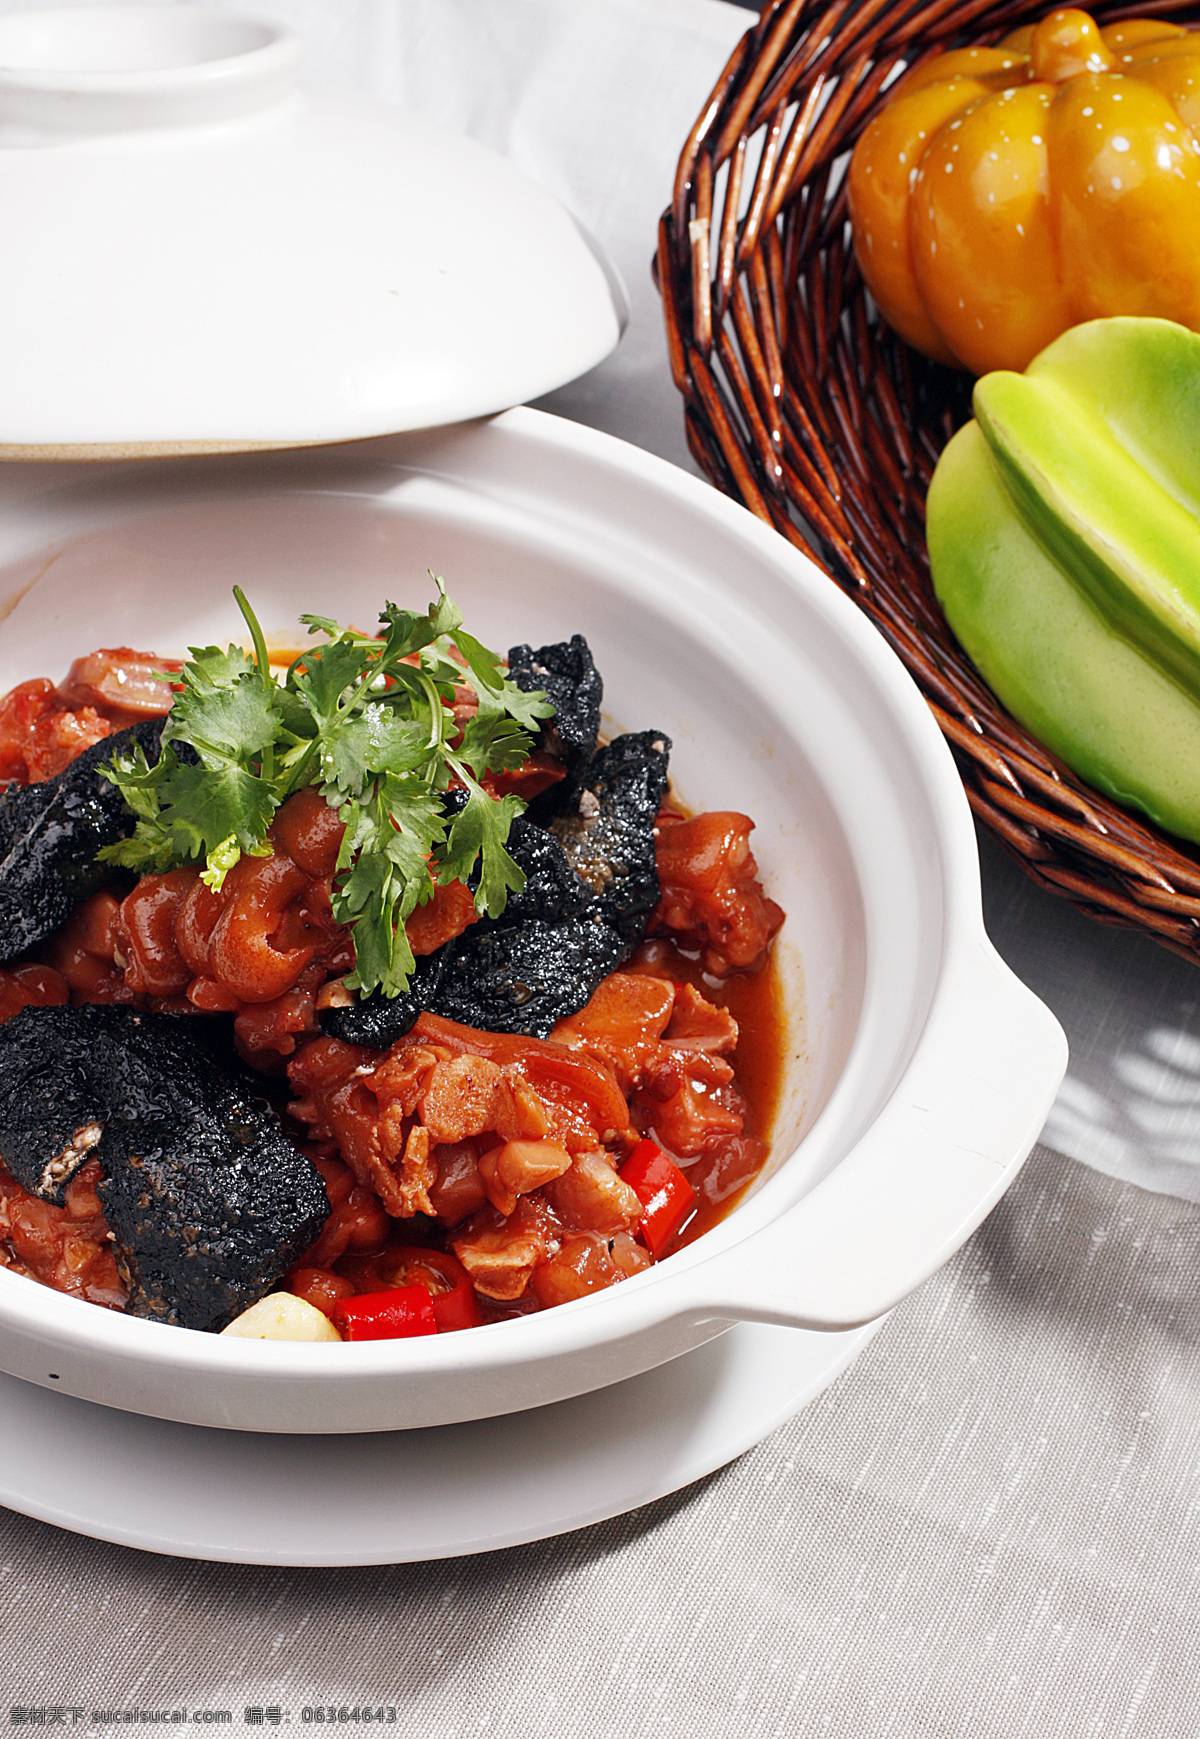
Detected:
[0,1320,881,1564]
[0,6,624,456]
[0,407,1067,1433]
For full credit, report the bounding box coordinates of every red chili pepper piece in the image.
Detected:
[619,1138,697,1258]
[390,1248,483,1334]
[328,1285,437,1342]
[430,1278,483,1334]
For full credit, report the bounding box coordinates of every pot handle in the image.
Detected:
[678,935,1067,1332]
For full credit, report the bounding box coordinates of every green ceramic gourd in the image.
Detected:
[927,317,1200,843]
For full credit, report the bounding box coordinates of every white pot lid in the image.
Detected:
[0,5,627,458]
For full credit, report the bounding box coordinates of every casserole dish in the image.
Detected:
[0,407,1067,1431]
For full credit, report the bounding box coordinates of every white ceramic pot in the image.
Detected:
[0,409,1067,1431]
[0,6,624,455]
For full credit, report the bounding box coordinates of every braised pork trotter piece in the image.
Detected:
[0,1004,328,1329]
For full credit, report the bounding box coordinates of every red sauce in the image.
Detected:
[631,939,786,1255]
[0,651,789,1330]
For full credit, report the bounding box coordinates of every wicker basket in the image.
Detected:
[656,0,1200,963]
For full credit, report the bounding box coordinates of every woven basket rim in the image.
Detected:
[657,0,1200,966]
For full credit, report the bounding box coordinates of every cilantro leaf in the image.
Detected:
[99,742,188,874]
[180,643,259,693]
[456,703,542,780]
[288,637,372,726]
[495,675,557,734]
[438,783,527,919]
[319,706,432,798]
[167,671,281,763]
[151,760,278,869]
[331,777,445,996]
[100,582,554,995]
[99,743,276,887]
[452,626,506,697]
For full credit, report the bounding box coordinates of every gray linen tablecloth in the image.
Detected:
[5,1143,1200,1735]
[4,0,1200,1730]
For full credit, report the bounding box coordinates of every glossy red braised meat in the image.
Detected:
[0,650,786,1332]
[31,785,491,1067]
[0,1157,127,1310]
[56,649,181,721]
[653,811,784,976]
[29,790,351,1058]
[281,969,765,1319]
[0,680,116,787]
[0,962,68,1024]
[0,649,179,787]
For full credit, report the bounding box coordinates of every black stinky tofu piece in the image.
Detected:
[323,730,671,1046]
[319,815,600,1046]
[507,634,602,775]
[0,1004,329,1331]
[547,731,670,946]
[415,911,630,1037]
[0,718,164,961]
[319,971,428,1052]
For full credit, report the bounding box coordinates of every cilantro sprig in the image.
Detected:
[98,582,553,998]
